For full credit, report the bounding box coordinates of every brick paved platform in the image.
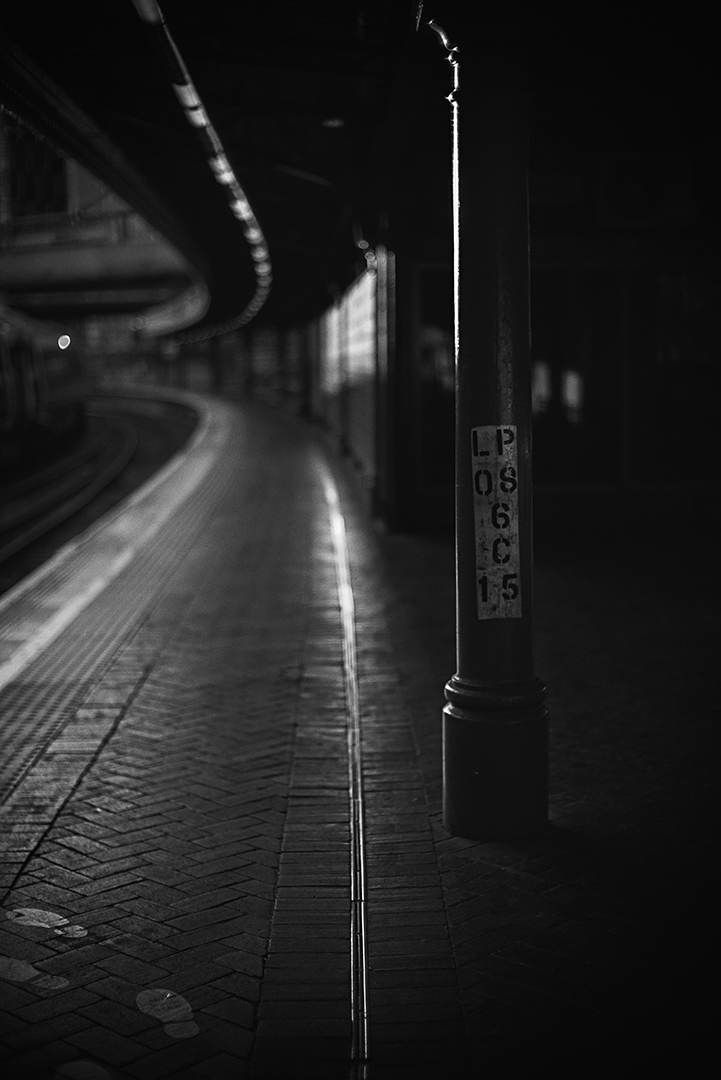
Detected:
[1,395,718,1079]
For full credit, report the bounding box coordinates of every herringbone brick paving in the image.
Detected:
[1,405,350,1079]
[1,398,718,1077]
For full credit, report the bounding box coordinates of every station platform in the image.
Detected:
[0,393,717,1080]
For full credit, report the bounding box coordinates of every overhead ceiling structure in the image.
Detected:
[1,2,717,336]
[1,1,415,335]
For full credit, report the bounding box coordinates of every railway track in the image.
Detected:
[0,392,197,595]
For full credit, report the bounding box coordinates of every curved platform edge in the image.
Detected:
[0,389,232,692]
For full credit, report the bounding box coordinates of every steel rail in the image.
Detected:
[0,420,118,503]
[0,419,138,566]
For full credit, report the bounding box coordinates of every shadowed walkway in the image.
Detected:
[0,396,717,1078]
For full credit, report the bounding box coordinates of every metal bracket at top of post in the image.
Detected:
[428,20,460,108]
[422,17,460,363]
[427,19,457,53]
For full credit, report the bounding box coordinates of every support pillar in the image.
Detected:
[436,21,548,839]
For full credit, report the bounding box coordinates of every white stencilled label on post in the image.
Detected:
[471,425,522,619]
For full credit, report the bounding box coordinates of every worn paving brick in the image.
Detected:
[115,896,178,921]
[217,914,269,938]
[201,996,255,1027]
[0,1013,28,1039]
[267,937,347,953]
[272,898,347,913]
[131,881,188,906]
[189,843,254,865]
[36,846,96,872]
[203,1019,254,1057]
[258,1000,349,1020]
[93,953,172,983]
[15,865,93,893]
[167,904,250,932]
[4,1012,94,1051]
[32,943,117,973]
[74,872,146,897]
[271,912,348,928]
[71,929,140,962]
[213,950,264,977]
[211,931,263,956]
[44,884,143,914]
[259,981,348,1001]
[135,865,191,888]
[370,968,458,992]
[152,942,231,973]
[208,972,262,1000]
[170,887,242,914]
[2,1045,80,1080]
[77,997,159,1035]
[82,974,144,1006]
[107,916,176,942]
[66,1024,152,1065]
[370,939,456,957]
[123,1035,218,1079]
[369,924,449,941]
[12,987,101,1023]
[191,1052,253,1079]
[147,961,235,994]
[82,855,149,879]
[8,882,78,908]
[0,930,58,963]
[164,915,267,951]
[255,1018,349,1039]
[202,872,275,897]
[372,985,459,1005]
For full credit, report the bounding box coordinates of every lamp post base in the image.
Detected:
[442,681,548,840]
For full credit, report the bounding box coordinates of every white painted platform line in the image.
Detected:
[0,393,231,692]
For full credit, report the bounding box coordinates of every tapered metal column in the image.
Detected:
[438,23,548,839]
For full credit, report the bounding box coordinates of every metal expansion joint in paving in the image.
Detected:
[318,460,370,1073]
